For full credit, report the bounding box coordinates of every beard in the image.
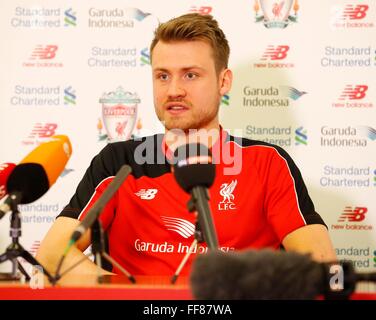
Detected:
[156,100,220,132]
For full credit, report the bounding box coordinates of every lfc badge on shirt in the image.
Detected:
[218,180,237,211]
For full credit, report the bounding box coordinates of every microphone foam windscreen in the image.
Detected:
[190,249,324,300]
[6,163,49,204]
[0,163,16,197]
[173,143,215,193]
[20,135,72,186]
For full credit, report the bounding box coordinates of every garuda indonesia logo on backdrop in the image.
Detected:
[97,87,141,142]
[253,0,299,28]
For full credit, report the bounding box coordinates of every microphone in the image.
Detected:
[0,163,16,200]
[0,135,72,219]
[172,143,218,250]
[55,165,132,282]
[69,164,132,244]
[190,249,376,300]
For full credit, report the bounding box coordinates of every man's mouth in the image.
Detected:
[165,103,189,115]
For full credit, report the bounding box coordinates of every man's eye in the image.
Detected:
[185,72,197,80]
[158,73,169,81]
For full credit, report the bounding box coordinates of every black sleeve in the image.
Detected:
[57,143,125,219]
[273,145,327,228]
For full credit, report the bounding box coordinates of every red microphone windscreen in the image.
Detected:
[0,163,16,199]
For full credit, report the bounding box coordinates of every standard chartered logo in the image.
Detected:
[11,7,77,28]
[64,8,77,27]
[245,125,308,148]
[221,94,230,106]
[335,247,374,269]
[88,47,137,67]
[11,85,76,107]
[320,165,373,188]
[140,48,150,66]
[321,46,373,67]
[64,86,76,105]
[295,126,308,145]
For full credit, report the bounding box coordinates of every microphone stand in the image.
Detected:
[91,219,136,284]
[54,164,136,284]
[171,195,218,284]
[54,218,136,284]
[0,194,54,283]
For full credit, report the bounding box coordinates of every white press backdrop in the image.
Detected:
[0,0,375,273]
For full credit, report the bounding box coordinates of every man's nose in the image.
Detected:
[167,78,186,99]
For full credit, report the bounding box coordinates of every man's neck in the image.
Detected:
[164,124,221,152]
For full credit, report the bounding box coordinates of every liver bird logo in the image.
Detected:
[219,180,237,204]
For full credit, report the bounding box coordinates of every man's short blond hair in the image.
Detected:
[150,13,230,74]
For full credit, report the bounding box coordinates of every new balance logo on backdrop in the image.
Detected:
[254,45,294,68]
[340,5,369,20]
[261,45,290,60]
[30,45,58,60]
[161,216,195,239]
[135,189,158,200]
[22,123,59,145]
[23,45,63,67]
[189,6,212,15]
[331,4,374,28]
[331,206,372,231]
[28,123,58,139]
[338,206,367,222]
[333,85,373,108]
[339,85,368,100]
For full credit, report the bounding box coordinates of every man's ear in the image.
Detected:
[219,68,233,96]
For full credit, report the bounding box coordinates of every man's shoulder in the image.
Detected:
[99,133,168,178]
[107,133,164,152]
[226,133,287,154]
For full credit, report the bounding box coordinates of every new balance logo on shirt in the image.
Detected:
[135,189,158,200]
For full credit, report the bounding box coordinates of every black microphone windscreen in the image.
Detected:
[6,163,49,204]
[190,249,325,300]
[173,143,215,193]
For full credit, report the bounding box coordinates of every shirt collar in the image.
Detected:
[161,126,228,162]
